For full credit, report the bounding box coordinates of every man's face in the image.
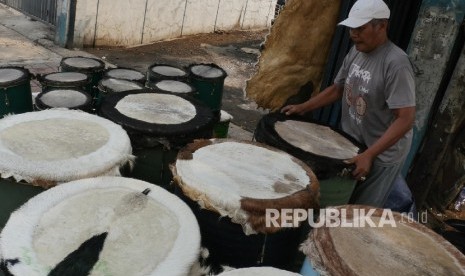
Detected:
[349,21,386,53]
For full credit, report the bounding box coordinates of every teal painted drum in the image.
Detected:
[188,63,227,113]
[0,67,33,118]
[255,113,363,207]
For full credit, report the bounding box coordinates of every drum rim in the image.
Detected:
[103,67,146,83]
[39,71,91,87]
[217,267,301,275]
[303,205,465,275]
[187,63,228,80]
[0,176,201,276]
[97,77,145,94]
[0,66,31,88]
[60,56,106,72]
[255,112,366,179]
[99,89,216,139]
[147,63,188,79]
[35,88,93,111]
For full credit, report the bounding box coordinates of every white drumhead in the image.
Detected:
[155,80,193,93]
[0,110,132,184]
[63,57,102,68]
[174,140,312,233]
[100,78,144,92]
[218,267,301,276]
[151,65,186,77]
[39,89,88,108]
[219,110,233,122]
[44,72,88,82]
[0,177,201,276]
[0,68,24,84]
[191,64,224,78]
[275,120,359,160]
[106,68,145,80]
[115,93,196,124]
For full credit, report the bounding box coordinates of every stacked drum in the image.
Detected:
[0,67,33,118]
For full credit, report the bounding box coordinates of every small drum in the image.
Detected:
[95,78,144,109]
[188,63,227,113]
[103,67,146,85]
[38,71,91,92]
[35,88,93,112]
[218,267,301,276]
[0,109,132,227]
[0,67,33,118]
[171,139,319,271]
[60,56,106,99]
[150,79,196,98]
[300,205,465,276]
[213,110,233,138]
[0,177,201,276]
[100,89,215,189]
[255,113,362,207]
[147,63,188,86]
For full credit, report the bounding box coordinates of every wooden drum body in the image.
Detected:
[171,139,319,272]
[255,113,363,207]
[301,205,465,276]
[0,67,33,118]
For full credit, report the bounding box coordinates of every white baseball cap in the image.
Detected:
[338,0,390,28]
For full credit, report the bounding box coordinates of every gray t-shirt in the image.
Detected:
[334,41,415,165]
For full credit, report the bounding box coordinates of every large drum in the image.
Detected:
[0,177,201,276]
[0,67,33,118]
[99,89,215,189]
[255,113,362,207]
[95,78,144,110]
[0,109,132,227]
[151,79,196,98]
[218,267,301,276]
[146,63,188,87]
[103,67,146,85]
[38,71,91,92]
[34,88,93,112]
[300,205,465,276]
[171,139,319,271]
[188,63,227,113]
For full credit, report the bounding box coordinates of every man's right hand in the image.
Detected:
[281,103,307,116]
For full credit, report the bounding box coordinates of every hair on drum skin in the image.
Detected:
[176,139,213,160]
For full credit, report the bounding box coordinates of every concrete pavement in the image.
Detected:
[0,3,253,140]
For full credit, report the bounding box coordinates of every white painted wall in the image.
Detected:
[73,0,277,48]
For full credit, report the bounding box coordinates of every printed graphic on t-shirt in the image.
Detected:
[345,63,370,125]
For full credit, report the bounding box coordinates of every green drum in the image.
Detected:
[38,72,91,93]
[60,56,106,101]
[213,110,233,138]
[255,112,363,207]
[0,67,33,118]
[103,67,146,85]
[151,79,196,98]
[99,89,215,190]
[0,179,43,228]
[146,63,188,88]
[35,88,93,112]
[188,63,227,114]
[95,78,144,111]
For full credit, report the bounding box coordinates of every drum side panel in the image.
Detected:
[0,82,33,118]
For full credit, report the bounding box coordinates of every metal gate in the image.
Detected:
[1,0,57,26]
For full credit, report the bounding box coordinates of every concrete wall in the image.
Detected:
[72,0,277,48]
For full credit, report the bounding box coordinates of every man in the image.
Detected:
[281,0,415,208]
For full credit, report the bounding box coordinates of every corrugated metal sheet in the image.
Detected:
[3,0,57,26]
